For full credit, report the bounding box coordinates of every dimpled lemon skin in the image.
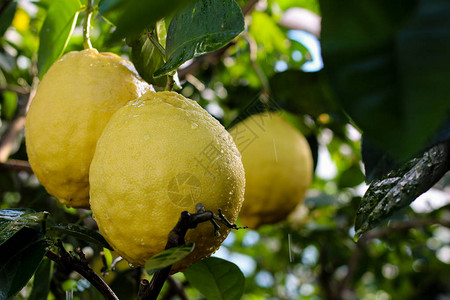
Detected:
[89,91,245,272]
[25,48,151,208]
[229,112,313,229]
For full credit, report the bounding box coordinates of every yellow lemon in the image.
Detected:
[229,112,313,229]
[25,49,151,208]
[89,91,245,272]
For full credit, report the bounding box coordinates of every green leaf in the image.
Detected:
[155,0,245,76]
[320,0,449,160]
[107,0,193,43]
[128,29,168,88]
[0,228,48,300]
[145,243,194,275]
[184,257,245,300]
[0,0,16,37]
[337,164,365,189]
[37,0,81,78]
[0,209,45,246]
[1,91,18,120]
[47,223,112,250]
[269,70,338,118]
[355,142,450,240]
[28,259,52,300]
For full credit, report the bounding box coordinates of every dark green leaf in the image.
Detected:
[320,0,449,160]
[0,228,48,300]
[107,0,193,43]
[37,0,81,77]
[269,70,338,118]
[355,142,450,240]
[145,243,194,275]
[47,223,112,250]
[337,165,365,188]
[184,257,245,300]
[28,259,52,300]
[128,29,168,88]
[0,209,45,246]
[155,0,245,76]
[98,0,123,15]
[0,0,16,37]
[361,136,400,184]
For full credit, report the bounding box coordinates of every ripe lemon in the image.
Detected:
[25,49,151,208]
[89,91,245,272]
[229,112,313,229]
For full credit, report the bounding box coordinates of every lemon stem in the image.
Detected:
[138,205,246,299]
[83,0,94,49]
[165,75,175,91]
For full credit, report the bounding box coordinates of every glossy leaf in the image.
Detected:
[0,228,48,300]
[155,0,245,76]
[320,0,450,160]
[107,0,193,43]
[47,223,112,250]
[37,0,81,77]
[355,142,450,240]
[28,258,52,300]
[0,1,16,37]
[128,29,168,88]
[0,210,45,246]
[184,257,245,300]
[145,243,194,275]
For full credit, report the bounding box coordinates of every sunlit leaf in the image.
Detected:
[184,257,245,300]
[320,0,449,160]
[128,29,168,88]
[155,0,245,76]
[144,243,194,275]
[355,142,450,240]
[37,0,81,77]
[0,209,45,246]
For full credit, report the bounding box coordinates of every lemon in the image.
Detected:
[25,48,151,208]
[229,112,313,229]
[89,91,245,272]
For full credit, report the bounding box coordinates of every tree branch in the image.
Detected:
[137,204,245,300]
[46,239,119,300]
[0,77,37,162]
[0,159,33,173]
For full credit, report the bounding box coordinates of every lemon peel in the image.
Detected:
[229,112,313,229]
[25,48,152,208]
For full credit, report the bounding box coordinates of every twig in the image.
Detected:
[0,85,30,95]
[161,276,189,300]
[242,32,270,97]
[46,239,119,300]
[82,0,94,49]
[138,204,245,300]
[337,218,450,297]
[0,159,33,173]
